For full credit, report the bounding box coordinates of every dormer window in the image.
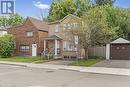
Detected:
[55,25,59,32]
[26,31,33,37]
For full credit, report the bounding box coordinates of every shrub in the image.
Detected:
[0,34,15,58]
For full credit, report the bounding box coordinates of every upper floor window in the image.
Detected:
[55,25,59,32]
[63,23,79,30]
[26,31,33,37]
[63,24,72,30]
[73,23,78,28]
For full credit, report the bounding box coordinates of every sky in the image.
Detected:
[5,0,130,18]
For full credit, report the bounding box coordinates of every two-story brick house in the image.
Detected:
[8,17,49,56]
[44,14,85,59]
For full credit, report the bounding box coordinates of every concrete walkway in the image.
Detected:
[0,61,130,76]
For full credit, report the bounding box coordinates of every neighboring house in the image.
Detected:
[8,17,49,56]
[44,14,85,59]
[0,28,7,36]
[106,38,130,60]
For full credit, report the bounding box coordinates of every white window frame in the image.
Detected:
[63,41,74,51]
[55,25,59,32]
[20,45,30,52]
[26,31,33,37]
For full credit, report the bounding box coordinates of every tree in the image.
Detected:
[8,13,24,26]
[0,13,24,27]
[103,5,130,40]
[48,0,91,21]
[95,0,116,6]
[0,34,15,58]
[74,0,92,17]
[70,6,113,59]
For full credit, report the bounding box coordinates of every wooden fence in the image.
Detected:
[88,46,106,58]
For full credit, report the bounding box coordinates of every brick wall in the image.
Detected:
[8,19,48,56]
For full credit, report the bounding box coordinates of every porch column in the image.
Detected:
[55,39,58,56]
[44,40,46,55]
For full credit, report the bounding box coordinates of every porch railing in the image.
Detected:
[41,49,55,60]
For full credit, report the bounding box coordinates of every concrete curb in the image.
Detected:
[0,61,130,76]
[0,62,27,67]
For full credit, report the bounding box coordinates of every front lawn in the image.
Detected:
[70,59,103,67]
[0,56,44,63]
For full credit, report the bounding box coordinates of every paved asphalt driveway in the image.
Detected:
[0,64,130,87]
[92,60,130,69]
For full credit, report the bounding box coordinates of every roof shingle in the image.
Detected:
[28,17,49,32]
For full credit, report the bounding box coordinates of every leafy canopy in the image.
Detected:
[48,0,91,21]
[0,13,24,27]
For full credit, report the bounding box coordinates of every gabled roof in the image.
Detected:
[111,38,130,44]
[49,14,81,24]
[27,17,49,32]
[44,35,62,40]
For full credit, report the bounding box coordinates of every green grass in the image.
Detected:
[70,59,103,67]
[0,56,44,63]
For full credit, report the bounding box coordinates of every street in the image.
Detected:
[0,64,130,87]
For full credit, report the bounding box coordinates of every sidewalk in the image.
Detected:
[0,61,130,76]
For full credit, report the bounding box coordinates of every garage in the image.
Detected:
[106,38,130,60]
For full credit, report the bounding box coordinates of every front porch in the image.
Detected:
[43,35,84,60]
[44,35,63,59]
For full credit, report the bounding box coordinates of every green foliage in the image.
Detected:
[70,6,113,59]
[80,6,112,47]
[8,13,24,26]
[0,34,15,58]
[0,16,8,26]
[0,13,24,27]
[95,0,116,6]
[48,0,91,21]
[0,56,43,63]
[102,5,130,40]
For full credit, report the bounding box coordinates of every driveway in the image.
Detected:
[92,60,130,69]
[0,64,130,87]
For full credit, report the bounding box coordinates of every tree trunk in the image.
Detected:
[84,48,88,60]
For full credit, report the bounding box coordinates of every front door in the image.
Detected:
[32,44,37,56]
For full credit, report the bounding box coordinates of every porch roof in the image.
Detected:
[44,35,62,40]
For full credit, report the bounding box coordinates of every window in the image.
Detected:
[63,24,71,30]
[63,24,67,30]
[116,47,120,49]
[20,45,30,52]
[73,23,78,28]
[63,41,74,51]
[63,23,79,30]
[122,47,125,49]
[26,31,33,37]
[55,25,59,32]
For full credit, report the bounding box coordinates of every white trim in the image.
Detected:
[44,40,46,55]
[111,38,130,44]
[55,39,58,56]
[106,44,110,60]
[32,44,37,56]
